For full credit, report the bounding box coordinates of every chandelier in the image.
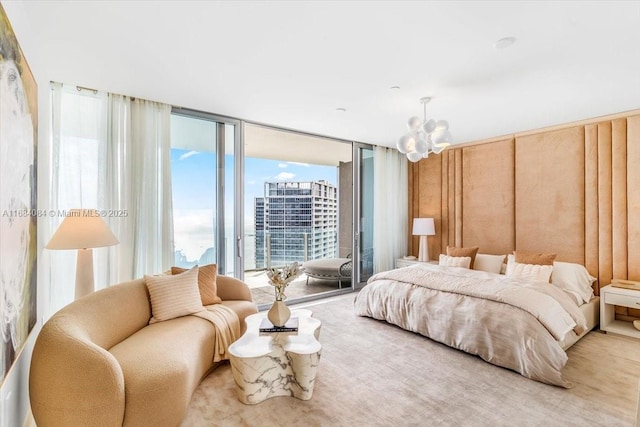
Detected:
[397,97,452,162]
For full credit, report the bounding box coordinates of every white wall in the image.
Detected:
[1,2,52,425]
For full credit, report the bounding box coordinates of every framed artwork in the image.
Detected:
[0,3,38,385]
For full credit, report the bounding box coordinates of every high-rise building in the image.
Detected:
[255,180,337,268]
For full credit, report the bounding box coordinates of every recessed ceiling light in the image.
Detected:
[336,107,347,112]
[493,36,516,49]
[390,85,400,90]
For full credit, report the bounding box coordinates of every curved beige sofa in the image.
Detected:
[29,275,257,427]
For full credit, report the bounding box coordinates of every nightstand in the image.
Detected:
[395,258,438,269]
[600,285,640,339]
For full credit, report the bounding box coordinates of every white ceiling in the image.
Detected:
[7,0,640,148]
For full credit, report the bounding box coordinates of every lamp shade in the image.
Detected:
[46,209,119,250]
[412,218,435,236]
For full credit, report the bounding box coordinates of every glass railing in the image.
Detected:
[244,231,340,271]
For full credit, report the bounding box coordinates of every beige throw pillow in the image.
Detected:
[145,266,204,324]
[439,254,471,268]
[446,246,479,268]
[508,262,554,283]
[473,254,506,274]
[172,264,222,305]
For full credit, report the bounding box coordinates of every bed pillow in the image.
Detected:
[446,246,479,268]
[473,254,506,274]
[551,261,596,304]
[145,266,204,324]
[439,254,471,268]
[172,264,222,305]
[507,262,554,283]
[514,251,556,265]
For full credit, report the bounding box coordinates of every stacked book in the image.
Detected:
[259,317,299,335]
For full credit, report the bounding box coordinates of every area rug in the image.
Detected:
[182,294,640,426]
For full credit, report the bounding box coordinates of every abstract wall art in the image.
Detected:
[0,3,38,385]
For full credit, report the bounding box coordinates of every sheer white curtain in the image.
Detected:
[102,96,173,281]
[101,93,132,284]
[48,83,109,312]
[129,98,174,277]
[48,84,173,314]
[373,146,408,273]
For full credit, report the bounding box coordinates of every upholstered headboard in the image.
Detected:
[409,110,640,306]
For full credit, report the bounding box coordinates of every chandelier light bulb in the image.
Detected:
[415,135,428,154]
[431,142,448,154]
[407,116,422,131]
[405,135,416,152]
[433,129,453,146]
[407,151,423,162]
[436,120,449,131]
[397,134,412,153]
[422,119,436,133]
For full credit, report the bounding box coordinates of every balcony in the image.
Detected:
[244,270,347,307]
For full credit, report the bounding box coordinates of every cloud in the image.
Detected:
[173,209,214,261]
[278,163,288,168]
[275,172,295,181]
[287,161,310,167]
[179,150,199,161]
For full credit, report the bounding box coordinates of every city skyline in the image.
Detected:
[254,180,338,269]
[171,148,337,263]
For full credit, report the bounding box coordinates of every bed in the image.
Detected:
[354,260,599,388]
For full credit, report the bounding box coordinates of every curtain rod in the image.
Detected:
[76,85,98,94]
[75,84,136,100]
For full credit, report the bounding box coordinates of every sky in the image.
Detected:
[171,148,337,262]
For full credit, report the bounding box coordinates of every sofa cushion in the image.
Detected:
[145,266,204,324]
[109,315,215,427]
[172,264,222,305]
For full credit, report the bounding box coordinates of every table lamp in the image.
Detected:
[412,218,435,262]
[46,209,119,299]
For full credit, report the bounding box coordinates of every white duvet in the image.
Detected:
[354,263,587,387]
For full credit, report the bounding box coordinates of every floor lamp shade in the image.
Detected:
[412,218,435,262]
[46,209,119,299]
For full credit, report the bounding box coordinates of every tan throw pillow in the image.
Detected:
[145,266,204,324]
[514,251,556,266]
[172,264,222,305]
[446,246,479,268]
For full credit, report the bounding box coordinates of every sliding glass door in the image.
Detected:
[170,110,374,303]
[242,124,353,307]
[169,109,238,275]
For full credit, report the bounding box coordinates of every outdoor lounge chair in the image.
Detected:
[303,257,352,288]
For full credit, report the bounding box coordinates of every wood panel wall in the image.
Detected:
[408,111,640,320]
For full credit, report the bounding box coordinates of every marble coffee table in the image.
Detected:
[228,309,322,404]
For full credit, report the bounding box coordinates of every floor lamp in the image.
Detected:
[46,209,119,299]
[412,218,435,262]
